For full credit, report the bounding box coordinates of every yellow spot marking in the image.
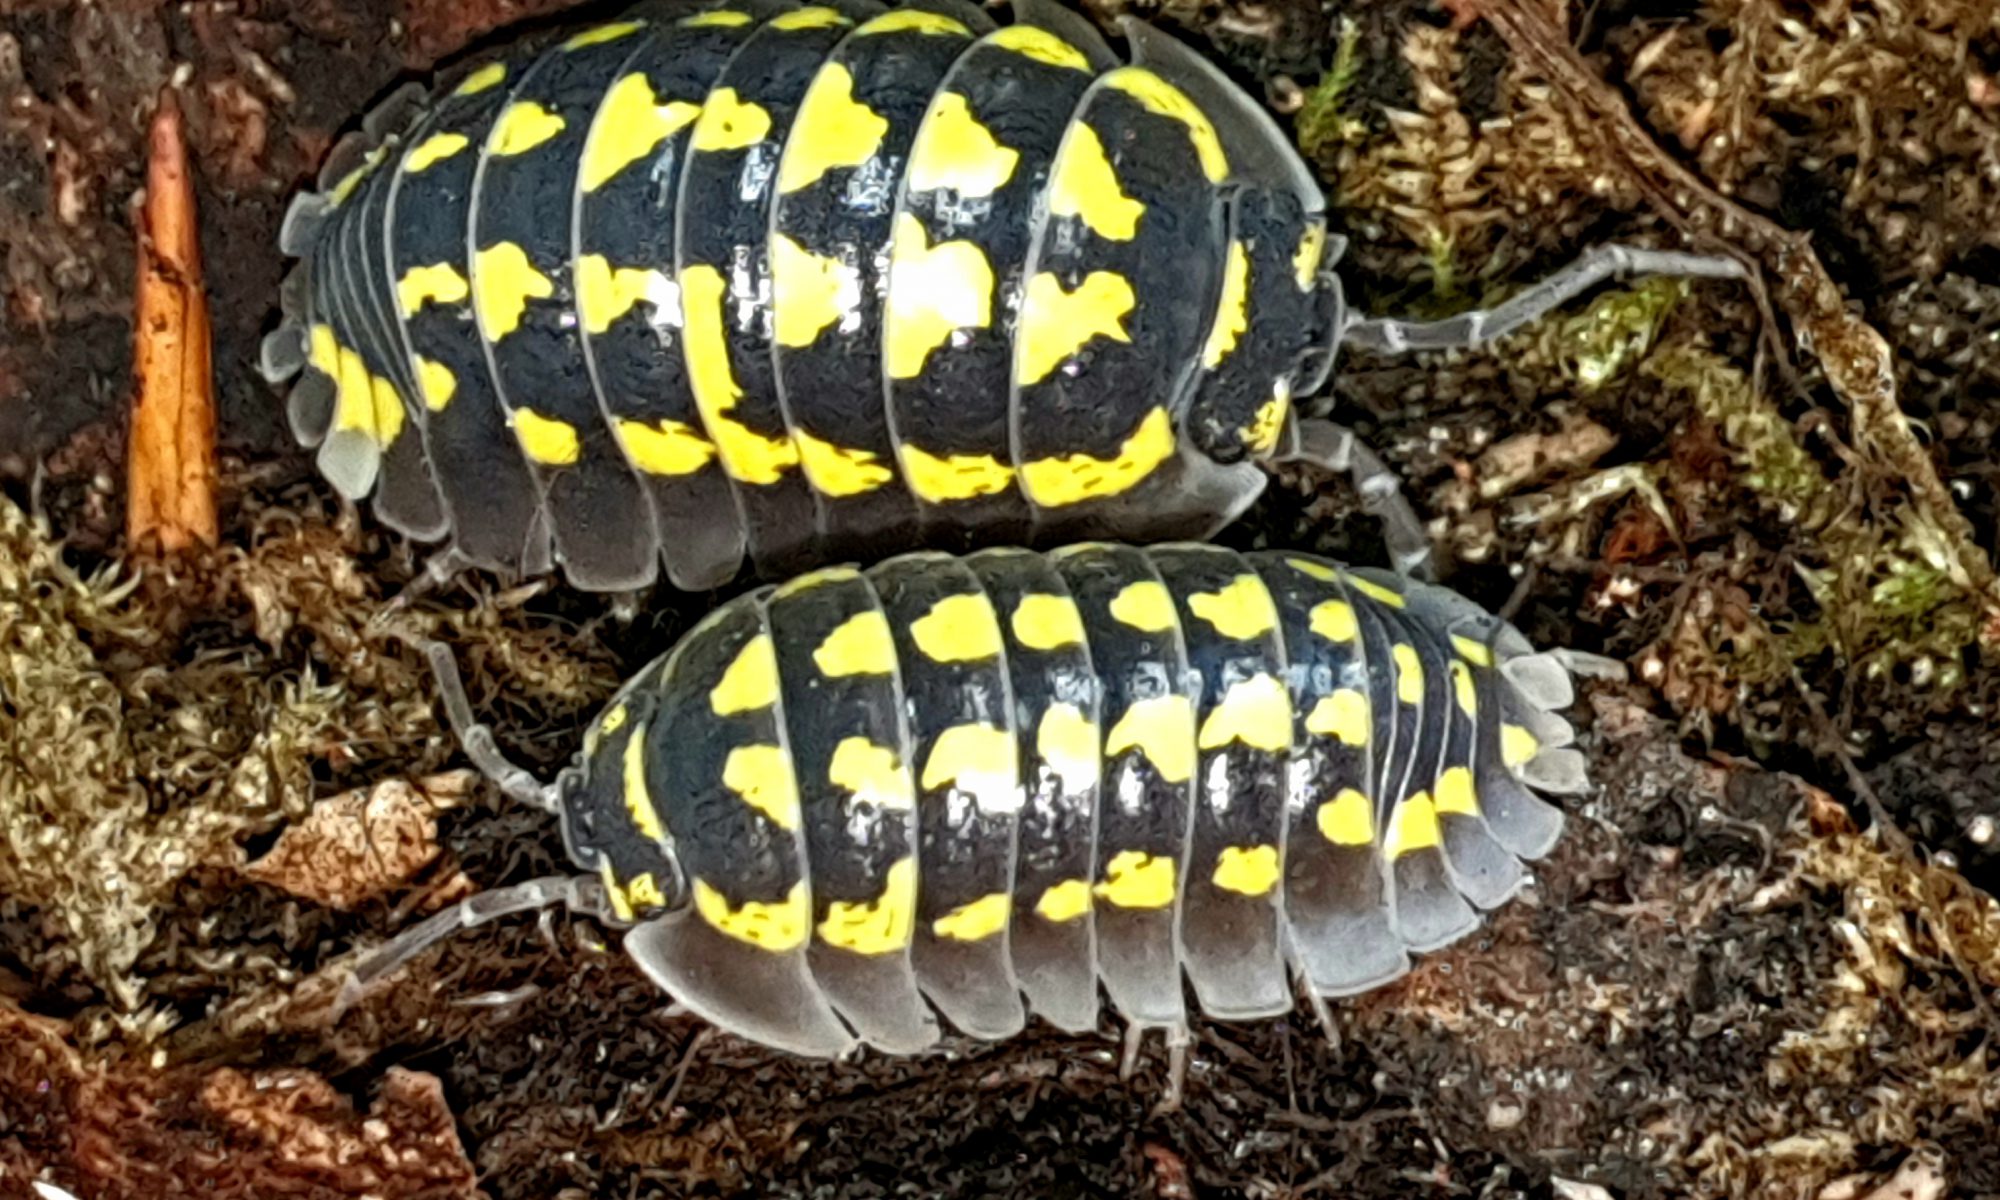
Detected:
[1242,383,1290,455]
[1035,879,1092,923]
[1345,573,1406,608]
[581,74,702,192]
[681,264,799,483]
[1105,67,1228,182]
[576,254,672,334]
[563,20,644,49]
[327,334,375,437]
[690,88,771,152]
[987,25,1091,71]
[693,877,809,950]
[921,723,1019,811]
[404,132,468,173]
[723,744,800,830]
[371,375,407,444]
[1047,123,1143,240]
[491,101,566,156]
[813,610,897,677]
[1108,579,1176,633]
[1393,643,1423,705]
[601,863,634,920]
[861,9,969,35]
[1037,703,1098,792]
[397,262,469,316]
[828,737,914,810]
[1309,599,1357,644]
[1202,240,1250,369]
[593,702,629,750]
[771,233,860,348]
[1015,269,1135,387]
[1501,724,1539,768]
[780,64,888,194]
[308,323,340,378]
[512,409,579,465]
[1212,845,1279,897]
[1198,674,1292,752]
[1305,688,1369,746]
[472,242,553,338]
[324,335,387,443]
[769,6,847,30]
[1386,791,1441,857]
[907,92,1017,196]
[1289,556,1340,582]
[681,9,752,26]
[910,593,1003,662]
[1451,660,1477,719]
[453,63,506,97]
[1188,574,1277,640]
[623,721,664,841]
[1094,850,1177,909]
[626,872,667,910]
[933,892,1010,942]
[819,857,916,954]
[899,444,1013,502]
[795,429,893,496]
[1294,221,1328,290]
[1316,787,1373,845]
[617,418,715,476]
[326,154,378,206]
[710,633,779,715]
[1434,765,1477,817]
[1451,635,1493,666]
[1104,694,1196,784]
[1019,405,1174,508]
[1011,594,1086,651]
[885,214,994,380]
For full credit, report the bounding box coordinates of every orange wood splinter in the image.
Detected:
[127,86,218,552]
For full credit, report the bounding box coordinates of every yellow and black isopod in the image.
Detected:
[342,545,1589,1083]
[263,0,1746,593]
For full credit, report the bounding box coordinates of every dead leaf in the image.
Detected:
[200,1065,480,1196]
[239,773,473,910]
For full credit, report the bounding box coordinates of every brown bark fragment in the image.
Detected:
[126,87,218,554]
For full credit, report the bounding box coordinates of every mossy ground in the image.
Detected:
[2,0,1998,1195]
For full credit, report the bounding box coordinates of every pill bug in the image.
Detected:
[262,0,1746,593]
[345,545,1589,1071]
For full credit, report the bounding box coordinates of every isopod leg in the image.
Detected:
[1297,973,1340,1047]
[414,637,558,812]
[1282,418,1434,580]
[332,873,609,1019]
[1120,1021,1193,1113]
[1341,244,1748,354]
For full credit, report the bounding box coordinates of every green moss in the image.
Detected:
[1294,18,1365,176]
[1645,346,1982,692]
[1553,277,1689,391]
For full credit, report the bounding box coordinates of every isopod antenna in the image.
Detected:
[330,638,620,1022]
[1342,243,1751,354]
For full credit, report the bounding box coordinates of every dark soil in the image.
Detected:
[2,0,1998,1197]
